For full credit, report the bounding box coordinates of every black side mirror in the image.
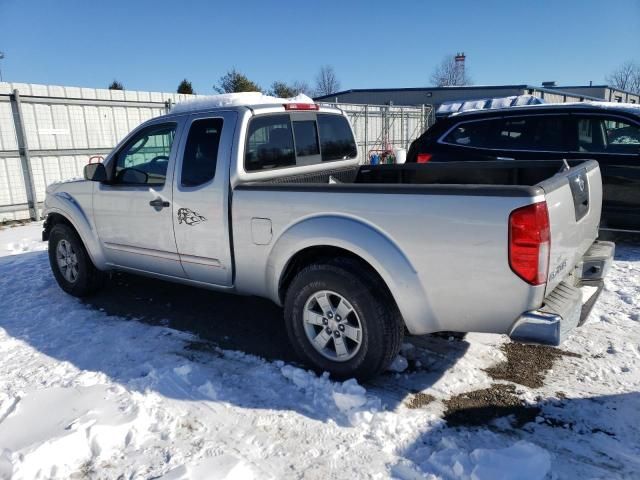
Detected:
[84,163,107,182]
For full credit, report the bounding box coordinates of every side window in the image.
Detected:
[245,115,295,172]
[577,117,640,154]
[317,114,358,161]
[114,124,176,185]
[181,118,223,187]
[497,116,566,151]
[604,118,640,153]
[441,119,501,148]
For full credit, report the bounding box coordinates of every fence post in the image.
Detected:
[400,107,405,149]
[364,105,369,164]
[10,89,40,220]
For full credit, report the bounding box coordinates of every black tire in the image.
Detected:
[48,223,106,297]
[284,257,404,380]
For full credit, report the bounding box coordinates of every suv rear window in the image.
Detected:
[244,113,357,172]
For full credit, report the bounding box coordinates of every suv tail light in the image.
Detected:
[508,202,550,285]
[284,103,319,110]
[416,153,432,163]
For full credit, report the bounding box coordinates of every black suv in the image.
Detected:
[407,103,640,231]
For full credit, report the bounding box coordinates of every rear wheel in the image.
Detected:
[284,258,404,380]
[48,223,106,297]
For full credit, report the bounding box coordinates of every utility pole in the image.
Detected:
[0,51,5,82]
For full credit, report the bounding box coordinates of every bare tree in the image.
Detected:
[430,54,471,87]
[314,66,341,97]
[606,61,640,94]
[292,80,313,97]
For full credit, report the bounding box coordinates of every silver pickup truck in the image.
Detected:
[42,98,614,379]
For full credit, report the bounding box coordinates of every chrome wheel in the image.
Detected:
[56,239,79,283]
[303,290,363,362]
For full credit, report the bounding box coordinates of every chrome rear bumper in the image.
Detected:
[509,240,614,346]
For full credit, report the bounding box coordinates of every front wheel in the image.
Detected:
[284,258,404,380]
[48,223,106,297]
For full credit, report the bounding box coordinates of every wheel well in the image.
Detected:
[43,213,76,240]
[278,246,394,305]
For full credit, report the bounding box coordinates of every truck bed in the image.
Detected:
[232,159,602,336]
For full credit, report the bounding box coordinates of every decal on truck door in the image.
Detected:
[177,208,207,226]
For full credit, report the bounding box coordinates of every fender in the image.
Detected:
[266,215,438,335]
[44,192,108,270]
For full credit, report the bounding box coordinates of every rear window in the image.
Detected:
[317,114,358,161]
[245,115,295,172]
[244,113,357,172]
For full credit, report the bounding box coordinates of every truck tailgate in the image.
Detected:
[540,160,602,293]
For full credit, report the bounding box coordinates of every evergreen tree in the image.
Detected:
[269,81,297,98]
[177,79,195,94]
[213,69,261,93]
[108,80,124,90]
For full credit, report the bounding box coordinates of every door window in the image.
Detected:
[114,124,176,185]
[577,117,640,154]
[181,118,223,187]
[496,116,566,151]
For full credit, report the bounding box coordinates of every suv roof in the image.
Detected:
[449,101,640,119]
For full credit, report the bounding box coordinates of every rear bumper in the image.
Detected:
[509,240,615,346]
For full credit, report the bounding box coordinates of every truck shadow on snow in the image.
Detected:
[83,271,471,411]
[0,252,469,424]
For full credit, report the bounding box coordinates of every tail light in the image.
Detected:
[508,202,550,285]
[416,153,432,163]
[284,103,319,110]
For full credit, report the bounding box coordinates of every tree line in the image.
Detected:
[108,56,640,96]
[108,65,341,97]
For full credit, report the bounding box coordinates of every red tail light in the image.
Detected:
[284,103,319,110]
[508,202,550,285]
[416,153,432,163]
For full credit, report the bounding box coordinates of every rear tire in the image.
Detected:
[48,223,106,297]
[284,258,404,380]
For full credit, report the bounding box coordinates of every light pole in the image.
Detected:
[0,51,4,82]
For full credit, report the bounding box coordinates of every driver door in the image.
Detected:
[93,120,186,278]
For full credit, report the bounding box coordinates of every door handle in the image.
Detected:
[496,156,515,161]
[149,198,170,208]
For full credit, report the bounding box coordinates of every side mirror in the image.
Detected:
[84,163,107,182]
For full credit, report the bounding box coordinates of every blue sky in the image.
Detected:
[0,0,638,93]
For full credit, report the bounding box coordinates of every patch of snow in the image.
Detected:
[388,354,409,373]
[171,92,315,114]
[0,222,46,258]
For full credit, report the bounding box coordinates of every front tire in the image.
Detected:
[48,223,106,297]
[284,258,404,380]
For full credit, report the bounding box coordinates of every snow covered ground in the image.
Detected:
[0,223,638,479]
